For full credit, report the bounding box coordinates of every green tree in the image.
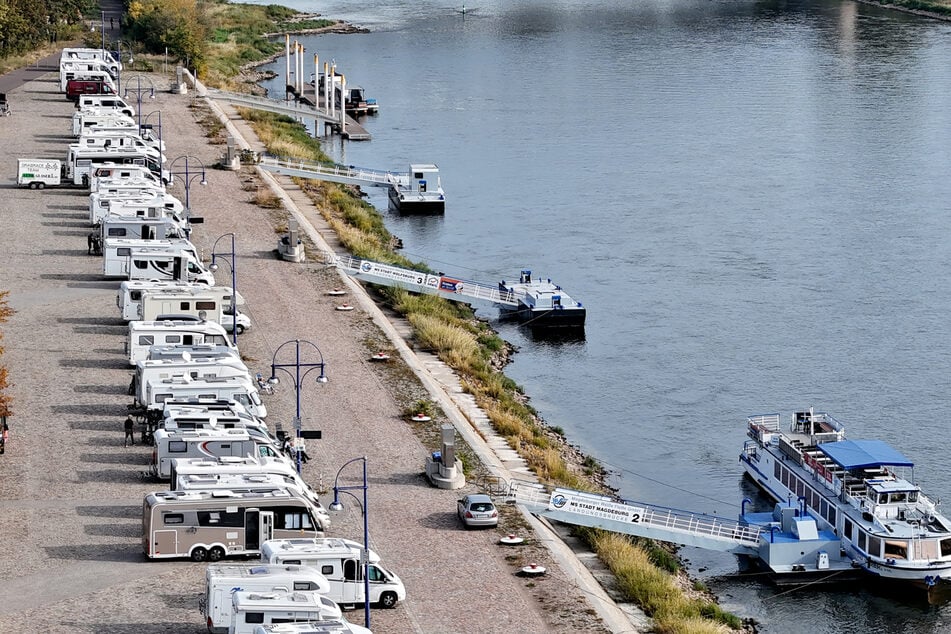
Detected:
[125,0,209,75]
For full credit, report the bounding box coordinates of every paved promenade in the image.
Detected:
[0,69,637,633]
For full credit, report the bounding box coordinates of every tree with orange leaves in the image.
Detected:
[0,290,14,418]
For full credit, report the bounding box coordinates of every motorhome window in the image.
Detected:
[244,613,264,624]
[198,510,242,527]
[234,394,251,408]
[166,335,182,343]
[169,441,187,453]
[368,565,386,582]
[344,560,357,581]
[196,301,216,311]
[156,393,172,403]
[155,262,171,271]
[107,228,126,237]
[278,509,314,531]
[321,565,333,575]
[283,559,303,565]
[179,302,190,311]
[131,291,141,300]
[138,335,154,345]
[207,336,226,345]
[293,581,316,591]
[133,260,149,270]
[117,247,131,256]
[163,513,184,525]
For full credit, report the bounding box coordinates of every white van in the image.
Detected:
[149,428,282,479]
[77,133,162,161]
[127,319,234,365]
[60,69,116,93]
[61,48,121,75]
[260,538,406,609]
[201,564,332,634]
[142,489,324,561]
[230,591,343,634]
[144,374,267,419]
[90,164,166,190]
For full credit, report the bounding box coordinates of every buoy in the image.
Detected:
[335,304,354,311]
[499,534,524,546]
[520,563,546,576]
[326,289,347,296]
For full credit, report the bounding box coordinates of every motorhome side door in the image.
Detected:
[342,558,363,603]
[244,509,273,551]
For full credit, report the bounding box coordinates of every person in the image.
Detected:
[290,436,310,464]
[123,415,135,447]
[110,17,115,29]
[0,420,8,454]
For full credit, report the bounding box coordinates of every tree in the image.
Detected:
[126,0,209,75]
[0,290,14,417]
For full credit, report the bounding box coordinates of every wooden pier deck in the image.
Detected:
[290,86,371,141]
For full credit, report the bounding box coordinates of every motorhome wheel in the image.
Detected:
[208,546,225,562]
[380,591,398,608]
[190,546,208,562]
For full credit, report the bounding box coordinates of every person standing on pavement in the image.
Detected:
[123,415,135,446]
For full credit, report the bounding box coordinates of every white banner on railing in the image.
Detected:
[358,260,427,286]
[548,489,644,523]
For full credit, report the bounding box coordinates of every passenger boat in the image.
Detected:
[740,408,951,588]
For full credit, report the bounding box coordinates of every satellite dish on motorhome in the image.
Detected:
[181,351,192,362]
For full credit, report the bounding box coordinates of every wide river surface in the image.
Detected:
[249,0,951,630]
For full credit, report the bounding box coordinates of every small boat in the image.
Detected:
[740,408,951,589]
[387,164,445,214]
[344,86,378,116]
[498,270,585,329]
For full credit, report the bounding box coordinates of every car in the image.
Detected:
[457,493,499,529]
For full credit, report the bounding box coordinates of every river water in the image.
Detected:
[248,0,951,630]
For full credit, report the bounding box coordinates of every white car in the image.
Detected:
[220,307,251,334]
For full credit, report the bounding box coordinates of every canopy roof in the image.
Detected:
[819,439,914,470]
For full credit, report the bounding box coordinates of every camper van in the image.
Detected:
[61,58,116,83]
[127,319,234,365]
[229,591,343,634]
[177,473,330,525]
[77,94,135,117]
[138,286,244,323]
[142,489,325,561]
[132,356,251,408]
[62,67,117,92]
[72,110,136,136]
[118,281,236,321]
[148,344,240,363]
[251,622,372,634]
[90,164,166,190]
[201,564,333,634]
[91,194,184,226]
[143,374,267,419]
[149,428,281,479]
[61,48,121,76]
[260,538,405,609]
[101,213,187,241]
[102,238,213,284]
[65,145,166,187]
[77,132,162,161]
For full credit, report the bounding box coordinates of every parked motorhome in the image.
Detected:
[168,456,295,490]
[178,473,330,524]
[150,428,282,479]
[61,48,121,76]
[143,375,267,419]
[148,344,241,363]
[72,110,136,137]
[127,319,234,365]
[229,591,343,634]
[65,145,165,187]
[119,281,238,321]
[102,238,213,284]
[142,489,325,561]
[16,159,62,189]
[92,196,185,228]
[138,286,245,323]
[202,564,332,634]
[66,77,117,101]
[133,356,251,408]
[90,164,166,190]
[60,58,116,83]
[61,67,118,92]
[101,214,186,241]
[260,538,405,609]
[77,94,135,116]
[77,132,163,162]
[251,622,372,634]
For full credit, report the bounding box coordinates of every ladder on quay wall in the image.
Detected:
[508,480,761,555]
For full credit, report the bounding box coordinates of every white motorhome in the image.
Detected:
[90,164,166,190]
[60,69,116,93]
[127,319,234,365]
[230,591,343,634]
[177,473,330,526]
[202,564,333,634]
[133,356,251,408]
[138,286,245,323]
[102,238,213,284]
[251,622,372,634]
[77,94,135,116]
[149,428,282,479]
[148,344,241,363]
[142,489,324,561]
[72,110,136,136]
[65,145,166,187]
[118,281,238,321]
[61,58,116,83]
[76,132,163,162]
[101,213,187,241]
[167,456,295,489]
[61,48,121,75]
[90,192,182,225]
[260,538,405,609]
[143,375,267,419]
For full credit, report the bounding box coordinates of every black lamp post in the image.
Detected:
[329,456,371,629]
[268,339,328,474]
[122,74,155,128]
[169,155,208,221]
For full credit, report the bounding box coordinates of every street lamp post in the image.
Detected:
[112,40,133,94]
[168,155,208,221]
[141,110,163,155]
[268,340,328,475]
[329,456,371,629]
[210,232,238,345]
[122,74,155,128]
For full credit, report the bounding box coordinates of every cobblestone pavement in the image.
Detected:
[0,72,629,633]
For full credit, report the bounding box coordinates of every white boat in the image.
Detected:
[740,408,951,588]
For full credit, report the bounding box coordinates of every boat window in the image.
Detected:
[884,540,908,560]
[890,492,907,504]
[844,519,853,540]
[868,536,882,558]
[919,540,939,560]
[858,531,867,552]
[878,493,888,504]
[908,491,919,503]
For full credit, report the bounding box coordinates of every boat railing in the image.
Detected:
[747,414,781,442]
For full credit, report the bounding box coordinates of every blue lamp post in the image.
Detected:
[268,339,328,474]
[123,74,155,128]
[210,232,238,345]
[140,109,164,155]
[169,155,208,221]
[329,456,371,629]
[111,40,133,94]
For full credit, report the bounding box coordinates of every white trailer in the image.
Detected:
[201,564,333,634]
[16,159,62,189]
[142,489,324,561]
[149,428,281,479]
[127,319,234,365]
[230,591,343,634]
[260,538,406,609]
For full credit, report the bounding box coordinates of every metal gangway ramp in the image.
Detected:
[325,252,522,310]
[258,155,397,190]
[509,480,761,555]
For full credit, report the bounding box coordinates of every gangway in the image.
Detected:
[258,155,445,213]
[323,252,586,329]
[507,479,857,580]
[510,480,760,555]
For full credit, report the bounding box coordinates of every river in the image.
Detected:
[246,0,951,630]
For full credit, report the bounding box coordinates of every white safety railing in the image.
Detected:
[258,155,396,188]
